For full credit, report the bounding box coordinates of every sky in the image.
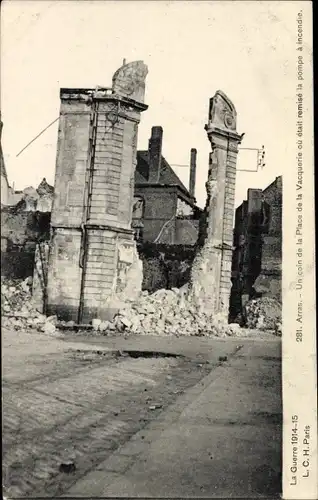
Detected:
[0,0,305,208]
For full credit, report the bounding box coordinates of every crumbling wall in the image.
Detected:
[175,219,199,245]
[253,178,282,300]
[0,178,53,279]
[230,177,282,326]
[231,177,282,306]
[32,241,50,313]
[1,208,51,279]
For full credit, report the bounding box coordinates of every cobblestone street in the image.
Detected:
[3,328,281,498]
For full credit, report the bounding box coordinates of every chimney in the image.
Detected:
[189,148,197,198]
[148,126,163,183]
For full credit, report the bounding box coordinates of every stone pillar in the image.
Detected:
[191,90,243,317]
[46,61,148,323]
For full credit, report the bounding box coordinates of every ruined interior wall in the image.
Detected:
[230,178,283,313]
[254,177,282,300]
[138,243,195,293]
[263,176,282,235]
[174,219,199,245]
[1,209,51,279]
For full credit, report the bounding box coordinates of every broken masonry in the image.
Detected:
[43,62,243,325]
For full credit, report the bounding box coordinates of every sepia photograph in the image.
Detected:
[1,1,316,499]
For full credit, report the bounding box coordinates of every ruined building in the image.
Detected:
[231,176,282,317]
[46,61,149,323]
[133,127,202,244]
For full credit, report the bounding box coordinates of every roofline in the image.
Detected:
[263,175,282,194]
[60,88,148,111]
[136,150,192,199]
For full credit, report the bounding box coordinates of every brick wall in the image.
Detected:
[263,176,282,236]
[134,186,177,242]
[255,176,282,300]
[134,185,200,244]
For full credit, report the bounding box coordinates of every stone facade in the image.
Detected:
[190,91,243,316]
[46,61,148,323]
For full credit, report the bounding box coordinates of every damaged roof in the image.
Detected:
[136,150,191,196]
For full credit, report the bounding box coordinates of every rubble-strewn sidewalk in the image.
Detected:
[1,277,281,338]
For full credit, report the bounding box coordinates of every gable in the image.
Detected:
[135,150,190,196]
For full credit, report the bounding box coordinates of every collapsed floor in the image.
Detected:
[1,277,282,338]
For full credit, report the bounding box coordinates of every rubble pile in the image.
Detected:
[2,279,281,338]
[1,277,57,334]
[93,287,244,337]
[244,297,282,335]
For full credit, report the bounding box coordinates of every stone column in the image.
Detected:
[46,61,148,323]
[191,90,243,317]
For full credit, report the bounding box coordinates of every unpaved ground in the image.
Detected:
[3,327,241,498]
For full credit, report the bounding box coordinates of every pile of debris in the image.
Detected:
[1,277,57,334]
[93,287,244,337]
[1,277,281,338]
[244,297,282,335]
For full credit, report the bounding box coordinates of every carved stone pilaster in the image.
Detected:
[190,91,243,318]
